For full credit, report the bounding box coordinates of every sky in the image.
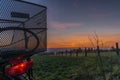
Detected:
[24,0,120,48]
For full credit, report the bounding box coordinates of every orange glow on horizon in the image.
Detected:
[48,36,120,48]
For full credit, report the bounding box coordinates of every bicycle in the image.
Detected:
[0,27,39,80]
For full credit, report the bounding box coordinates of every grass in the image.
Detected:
[32,52,120,80]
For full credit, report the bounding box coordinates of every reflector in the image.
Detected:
[5,60,33,76]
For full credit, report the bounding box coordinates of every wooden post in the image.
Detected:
[65,50,67,56]
[61,52,63,56]
[96,45,106,80]
[70,51,72,56]
[85,48,87,57]
[97,46,100,56]
[116,42,119,55]
[76,50,79,57]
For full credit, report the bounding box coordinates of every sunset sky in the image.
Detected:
[24,0,120,48]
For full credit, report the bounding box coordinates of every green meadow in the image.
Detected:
[32,52,120,80]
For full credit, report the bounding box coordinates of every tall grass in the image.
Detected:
[32,52,120,80]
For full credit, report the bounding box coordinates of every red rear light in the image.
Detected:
[5,60,34,76]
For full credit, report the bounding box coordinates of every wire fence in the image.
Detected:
[43,42,120,80]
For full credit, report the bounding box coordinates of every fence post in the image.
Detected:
[61,52,63,56]
[97,46,100,56]
[70,51,72,56]
[65,50,67,56]
[85,47,87,57]
[96,45,106,80]
[116,42,119,55]
[76,50,79,57]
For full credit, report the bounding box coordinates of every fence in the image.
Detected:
[44,42,119,57]
[42,42,120,80]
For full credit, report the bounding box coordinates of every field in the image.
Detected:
[32,52,120,80]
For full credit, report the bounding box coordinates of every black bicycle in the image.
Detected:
[0,1,47,79]
[0,27,39,80]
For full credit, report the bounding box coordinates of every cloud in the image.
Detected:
[49,21,81,30]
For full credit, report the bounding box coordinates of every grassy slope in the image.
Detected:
[32,52,120,80]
